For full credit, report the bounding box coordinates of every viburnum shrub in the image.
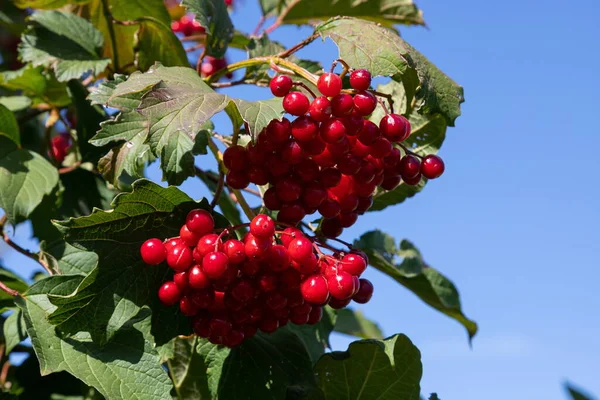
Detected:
[0,0,475,399]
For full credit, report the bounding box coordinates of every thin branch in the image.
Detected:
[293,81,317,98]
[0,281,19,297]
[264,0,302,34]
[252,16,267,37]
[196,48,206,75]
[276,33,319,59]
[186,43,204,53]
[0,215,53,275]
[231,189,256,220]
[209,78,257,89]
[101,0,120,73]
[58,161,82,174]
[210,172,225,208]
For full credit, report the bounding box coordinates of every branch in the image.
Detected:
[58,161,82,174]
[210,172,225,208]
[263,0,302,34]
[0,281,19,297]
[276,33,319,59]
[101,0,120,73]
[0,215,53,275]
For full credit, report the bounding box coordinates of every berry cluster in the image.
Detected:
[140,210,373,347]
[223,68,445,237]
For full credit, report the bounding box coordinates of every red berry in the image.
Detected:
[158,281,181,306]
[319,167,342,188]
[291,116,319,142]
[248,166,269,185]
[290,312,310,325]
[50,133,71,164]
[244,233,272,260]
[338,153,362,175]
[320,218,343,238]
[307,305,323,324]
[258,272,278,292]
[240,259,262,276]
[192,312,211,337]
[179,295,199,316]
[331,94,354,116]
[223,330,245,347]
[370,137,393,158]
[295,159,320,182]
[327,271,356,300]
[140,238,166,265]
[174,270,189,291]
[287,237,314,263]
[339,194,359,212]
[342,115,364,136]
[349,69,372,91]
[403,173,422,186]
[384,147,402,169]
[309,96,332,122]
[281,140,306,164]
[353,91,377,116]
[421,154,445,179]
[328,297,351,309]
[277,202,306,225]
[164,238,184,251]
[380,174,401,190]
[265,291,288,310]
[258,318,279,333]
[281,227,302,248]
[340,253,367,276]
[301,274,329,304]
[338,212,358,228]
[317,73,342,97]
[180,224,201,247]
[292,253,319,275]
[283,92,310,116]
[210,291,226,311]
[167,245,193,271]
[223,145,248,171]
[202,251,229,279]
[231,279,255,302]
[240,323,257,339]
[302,183,327,208]
[275,177,303,203]
[224,239,246,264]
[226,170,250,189]
[264,187,282,210]
[280,269,302,290]
[247,143,267,165]
[250,214,276,239]
[210,316,232,336]
[398,155,421,179]
[320,118,346,144]
[356,196,373,214]
[379,114,411,142]
[352,278,374,303]
[266,244,291,272]
[188,264,212,288]
[270,75,293,97]
[318,198,341,219]
[266,118,291,144]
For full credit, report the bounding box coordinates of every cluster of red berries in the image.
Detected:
[140,209,374,347]
[223,69,445,237]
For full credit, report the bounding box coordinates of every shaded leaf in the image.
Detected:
[167,336,211,400]
[0,95,32,111]
[565,383,597,400]
[0,104,20,146]
[0,65,70,108]
[137,18,189,71]
[355,230,478,339]
[97,134,155,188]
[0,266,29,311]
[335,308,384,339]
[3,309,27,354]
[287,306,337,363]
[314,334,422,400]
[183,0,233,58]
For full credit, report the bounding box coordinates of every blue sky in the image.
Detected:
[1,0,600,399]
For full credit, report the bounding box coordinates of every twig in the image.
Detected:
[276,33,319,59]
[210,79,258,89]
[264,0,302,34]
[398,143,423,159]
[252,16,267,37]
[186,43,204,52]
[58,161,82,174]
[0,215,53,275]
[0,281,19,297]
[196,49,206,75]
[101,0,120,73]
[368,89,395,114]
[210,172,225,208]
[293,81,317,98]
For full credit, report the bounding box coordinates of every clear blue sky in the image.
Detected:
[1,0,599,399]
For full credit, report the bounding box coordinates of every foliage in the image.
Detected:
[0,0,474,399]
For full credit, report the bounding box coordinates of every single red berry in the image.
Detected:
[421,154,445,179]
[164,238,184,251]
[370,137,393,158]
[349,69,372,91]
[331,94,354,116]
[398,155,421,179]
[340,253,367,276]
[246,143,267,165]
[309,96,332,122]
[320,118,347,144]
[167,245,193,271]
[327,271,356,300]
[265,291,288,310]
[353,91,377,116]
[320,258,339,278]
[301,274,329,304]
[258,318,279,333]
[179,295,199,316]
[158,281,182,306]
[337,153,362,175]
[250,214,276,239]
[247,165,269,185]
[174,270,189,291]
[295,159,320,182]
[299,137,327,157]
[281,227,302,248]
[380,174,401,190]
[244,233,272,260]
[384,147,402,169]
[291,253,319,275]
[358,120,381,145]
[291,115,319,142]
[328,297,352,309]
[140,238,166,265]
[352,137,372,158]
[223,239,246,264]
[342,115,364,136]
[307,305,323,324]
[339,194,359,212]
[317,73,342,97]
[277,202,306,225]
[275,177,303,203]
[240,259,262,276]
[263,187,282,210]
[197,233,223,256]
[312,146,335,167]
[209,291,226,312]
[338,212,358,228]
[281,140,306,164]
[202,251,229,279]
[352,278,374,303]
[266,118,291,144]
[318,198,341,219]
[226,170,250,189]
[320,218,344,238]
[267,156,291,179]
[210,316,233,336]
[257,272,279,292]
[379,114,411,142]
[290,312,310,325]
[186,265,210,289]
[180,224,200,247]
[283,92,310,116]
[223,145,248,171]
[266,244,291,272]
[50,133,71,164]
[186,209,214,236]
[223,330,245,347]
[356,196,373,214]
[302,183,327,208]
[270,75,293,97]
[230,279,255,302]
[287,237,314,263]
[319,167,342,188]
[403,173,422,186]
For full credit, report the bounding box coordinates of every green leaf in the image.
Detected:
[97,134,155,187]
[168,329,318,399]
[0,136,59,224]
[45,180,227,344]
[355,230,478,339]
[334,308,384,339]
[271,0,424,28]
[314,334,422,400]
[183,0,234,58]
[0,266,29,311]
[20,10,110,82]
[0,104,20,146]
[229,98,284,138]
[0,65,70,107]
[565,383,596,400]
[10,0,80,9]
[3,309,27,354]
[0,95,32,111]
[41,240,98,275]
[16,294,173,400]
[167,336,212,399]
[58,168,116,218]
[137,18,189,71]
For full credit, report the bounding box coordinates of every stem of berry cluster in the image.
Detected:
[101,0,120,73]
[205,57,319,86]
[0,215,54,275]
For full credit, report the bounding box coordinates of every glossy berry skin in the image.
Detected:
[301,275,329,304]
[180,225,201,247]
[266,245,291,272]
[140,238,166,265]
[224,239,246,264]
[320,218,344,238]
[202,252,229,279]
[331,94,354,117]
[266,118,291,145]
[287,237,314,263]
[327,271,356,300]
[353,91,377,116]
[226,170,250,189]
[309,96,332,122]
[370,137,393,158]
[244,234,272,260]
[283,92,310,116]
[223,145,248,171]
[196,234,223,258]
[275,177,303,202]
[307,305,323,324]
[320,118,346,144]
[179,296,199,317]
[379,114,411,142]
[270,75,293,97]
[380,175,401,191]
[250,214,276,239]
[158,281,182,306]
[167,245,193,272]
[317,73,342,97]
[174,270,189,291]
[349,69,372,91]
[186,209,214,235]
[421,154,445,179]
[291,116,319,142]
[398,155,421,179]
[352,278,374,304]
[281,227,302,247]
[188,264,212,289]
[328,297,352,310]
